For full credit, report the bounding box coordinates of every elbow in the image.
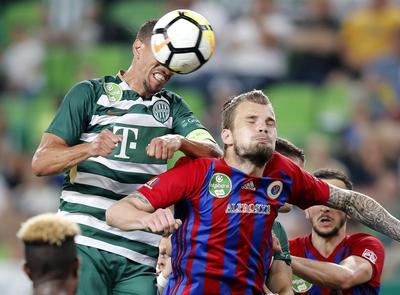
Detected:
[31,158,45,176]
[330,273,354,290]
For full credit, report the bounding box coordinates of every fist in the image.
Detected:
[88,129,122,157]
[147,134,183,160]
[144,208,182,236]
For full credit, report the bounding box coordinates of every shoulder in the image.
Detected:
[174,156,215,169]
[265,152,303,177]
[289,236,307,250]
[347,233,385,250]
[158,88,183,104]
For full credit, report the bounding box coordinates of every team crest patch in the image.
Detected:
[362,249,377,264]
[144,177,160,189]
[104,82,123,102]
[209,173,232,198]
[152,100,171,123]
[292,274,313,293]
[267,180,283,199]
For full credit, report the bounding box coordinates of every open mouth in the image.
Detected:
[318,216,333,224]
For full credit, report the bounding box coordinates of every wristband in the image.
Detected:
[157,274,169,288]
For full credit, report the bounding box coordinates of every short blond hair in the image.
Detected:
[17,213,80,246]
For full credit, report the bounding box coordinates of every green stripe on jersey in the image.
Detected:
[79,224,159,259]
[60,200,106,221]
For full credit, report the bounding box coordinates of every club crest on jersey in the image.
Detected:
[209,173,232,198]
[292,274,313,293]
[266,180,283,199]
[144,177,160,189]
[362,249,377,264]
[104,82,123,102]
[152,100,171,123]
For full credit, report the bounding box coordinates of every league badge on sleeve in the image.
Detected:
[362,249,377,264]
[144,177,160,190]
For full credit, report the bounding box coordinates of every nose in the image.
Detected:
[320,206,330,212]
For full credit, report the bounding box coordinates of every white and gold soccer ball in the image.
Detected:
[151,9,215,74]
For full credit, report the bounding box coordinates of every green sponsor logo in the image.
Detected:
[152,100,170,123]
[208,173,232,198]
[292,274,313,293]
[104,82,122,102]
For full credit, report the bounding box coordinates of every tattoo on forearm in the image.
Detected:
[130,191,150,205]
[327,185,400,241]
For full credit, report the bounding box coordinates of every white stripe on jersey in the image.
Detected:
[87,156,167,175]
[59,211,161,247]
[74,235,158,267]
[96,94,154,109]
[74,171,141,195]
[61,190,115,209]
[89,113,173,129]
[80,133,97,142]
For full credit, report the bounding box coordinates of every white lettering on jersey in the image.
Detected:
[113,126,139,159]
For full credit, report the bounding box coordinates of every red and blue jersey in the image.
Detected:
[289,233,385,295]
[139,152,329,294]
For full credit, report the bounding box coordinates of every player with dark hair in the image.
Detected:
[290,169,385,294]
[106,89,399,294]
[17,213,80,295]
[31,19,222,295]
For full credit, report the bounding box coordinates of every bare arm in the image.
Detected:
[267,260,294,295]
[326,184,400,241]
[32,131,122,176]
[106,191,181,235]
[146,132,222,160]
[291,255,372,289]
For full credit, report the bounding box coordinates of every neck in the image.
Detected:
[119,66,148,97]
[223,152,266,177]
[33,279,73,295]
[310,226,347,258]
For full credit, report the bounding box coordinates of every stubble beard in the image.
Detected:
[234,142,274,168]
[312,217,346,238]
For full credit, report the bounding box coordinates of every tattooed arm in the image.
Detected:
[326,184,400,241]
[106,191,181,235]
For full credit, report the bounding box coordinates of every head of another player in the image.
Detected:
[221,89,277,167]
[17,213,80,295]
[306,169,353,238]
[275,137,306,213]
[132,20,173,97]
[157,236,173,275]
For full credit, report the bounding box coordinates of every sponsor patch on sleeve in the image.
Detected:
[144,177,160,189]
[362,248,377,264]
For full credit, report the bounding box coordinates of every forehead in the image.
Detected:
[235,101,275,119]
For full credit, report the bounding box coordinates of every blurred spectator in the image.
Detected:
[288,0,342,85]
[224,0,293,91]
[42,0,101,47]
[0,25,45,96]
[341,0,400,75]
[364,27,400,120]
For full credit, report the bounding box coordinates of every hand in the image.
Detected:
[146,134,183,160]
[88,129,122,157]
[143,208,182,236]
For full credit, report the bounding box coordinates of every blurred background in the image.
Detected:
[0,0,400,293]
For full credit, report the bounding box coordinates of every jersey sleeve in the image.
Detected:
[346,234,385,286]
[46,81,94,146]
[272,221,291,264]
[170,93,207,136]
[138,158,207,209]
[287,165,330,210]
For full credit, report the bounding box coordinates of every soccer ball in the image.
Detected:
[151,9,215,74]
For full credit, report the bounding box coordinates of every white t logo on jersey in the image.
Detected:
[113,126,139,159]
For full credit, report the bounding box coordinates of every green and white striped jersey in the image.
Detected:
[47,74,206,268]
